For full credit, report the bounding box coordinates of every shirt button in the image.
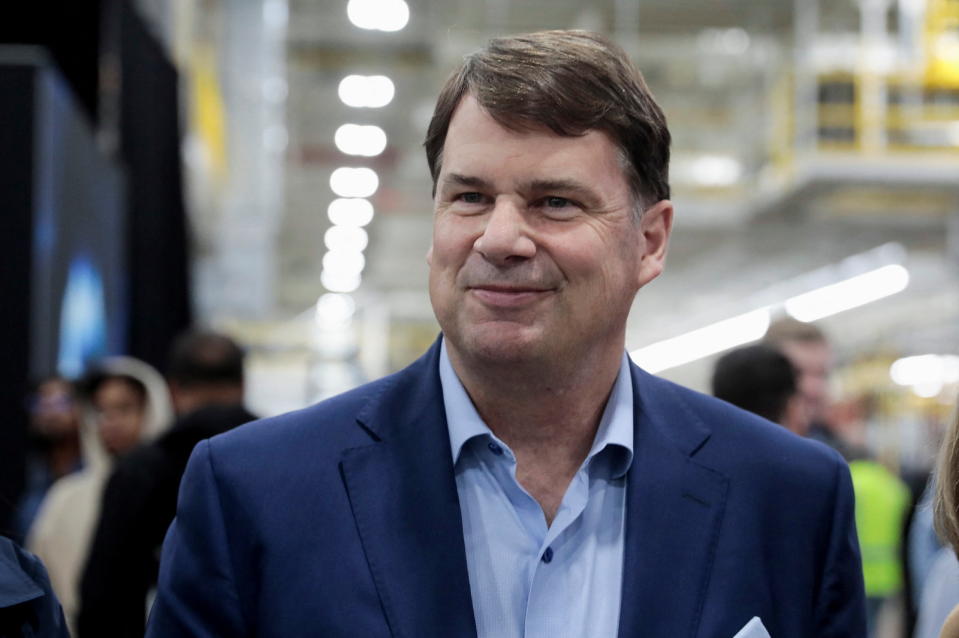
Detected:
[487,441,504,456]
[542,547,554,564]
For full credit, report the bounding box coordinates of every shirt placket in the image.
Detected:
[523,468,591,638]
[481,437,608,638]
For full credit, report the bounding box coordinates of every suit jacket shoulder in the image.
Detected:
[622,367,865,638]
[639,371,846,493]
[204,358,418,473]
[148,340,472,638]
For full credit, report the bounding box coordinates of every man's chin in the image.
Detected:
[449,325,546,365]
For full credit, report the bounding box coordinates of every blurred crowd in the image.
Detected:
[713,317,956,638]
[5,331,256,637]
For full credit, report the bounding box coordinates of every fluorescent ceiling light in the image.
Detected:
[347,0,409,32]
[321,269,362,294]
[315,293,356,327]
[335,124,387,157]
[324,226,369,252]
[330,167,379,198]
[697,28,750,55]
[328,198,375,227]
[785,264,909,322]
[338,75,395,108]
[322,249,366,276]
[630,308,771,373]
[691,155,742,187]
[913,382,944,398]
[376,1,409,31]
[890,354,959,392]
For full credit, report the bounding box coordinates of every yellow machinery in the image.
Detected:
[813,0,959,152]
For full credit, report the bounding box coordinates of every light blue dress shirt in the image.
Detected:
[440,342,634,638]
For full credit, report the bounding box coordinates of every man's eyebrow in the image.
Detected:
[521,179,598,200]
[440,175,600,201]
[441,173,493,191]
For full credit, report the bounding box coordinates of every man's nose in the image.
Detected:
[473,198,535,264]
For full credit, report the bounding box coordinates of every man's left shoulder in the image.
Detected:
[643,372,846,485]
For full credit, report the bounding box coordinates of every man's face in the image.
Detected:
[779,340,832,423]
[30,379,79,440]
[427,95,671,368]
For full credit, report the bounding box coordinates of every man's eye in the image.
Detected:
[545,196,571,208]
[458,192,484,204]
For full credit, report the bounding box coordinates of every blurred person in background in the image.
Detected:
[915,400,959,638]
[767,319,910,634]
[27,358,172,636]
[711,343,808,435]
[147,30,865,638]
[893,407,948,635]
[915,535,959,638]
[12,378,83,544]
[79,331,255,638]
[847,448,911,636]
[764,318,852,457]
[911,474,950,637]
[0,535,69,637]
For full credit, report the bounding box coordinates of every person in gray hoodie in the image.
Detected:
[26,357,172,635]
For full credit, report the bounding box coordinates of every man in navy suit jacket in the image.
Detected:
[148,30,866,637]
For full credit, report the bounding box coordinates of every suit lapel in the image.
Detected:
[618,366,729,638]
[340,340,477,638]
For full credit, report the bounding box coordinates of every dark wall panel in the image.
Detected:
[0,64,36,535]
[120,4,192,371]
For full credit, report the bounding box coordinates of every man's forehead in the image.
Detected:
[446,94,544,134]
[443,109,619,171]
[444,94,612,149]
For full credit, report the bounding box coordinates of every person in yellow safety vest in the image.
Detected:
[849,457,911,634]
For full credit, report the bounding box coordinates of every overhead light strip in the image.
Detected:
[630,261,910,373]
[784,264,909,322]
[631,309,771,373]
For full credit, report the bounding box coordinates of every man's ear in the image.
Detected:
[426,244,433,267]
[637,199,673,288]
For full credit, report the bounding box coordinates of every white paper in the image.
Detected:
[732,617,771,638]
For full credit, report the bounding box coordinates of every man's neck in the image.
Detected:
[447,342,624,524]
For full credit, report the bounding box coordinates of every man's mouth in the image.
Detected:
[468,285,553,307]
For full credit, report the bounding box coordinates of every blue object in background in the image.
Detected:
[57,255,107,379]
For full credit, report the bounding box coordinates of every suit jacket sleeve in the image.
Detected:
[3,540,72,638]
[815,453,867,637]
[146,440,248,638]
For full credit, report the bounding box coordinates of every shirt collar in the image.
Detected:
[440,339,494,464]
[587,351,635,478]
[440,339,634,478]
